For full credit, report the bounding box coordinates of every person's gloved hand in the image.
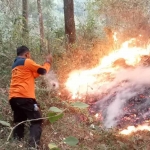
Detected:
[46,54,53,65]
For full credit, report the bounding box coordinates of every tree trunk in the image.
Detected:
[37,0,45,52]
[63,0,76,44]
[0,30,2,45]
[22,0,28,39]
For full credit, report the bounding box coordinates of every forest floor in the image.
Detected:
[1,87,150,150]
[1,43,150,150]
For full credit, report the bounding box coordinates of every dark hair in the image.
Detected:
[17,46,29,56]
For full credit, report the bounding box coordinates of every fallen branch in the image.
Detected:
[7,109,67,142]
[7,117,49,141]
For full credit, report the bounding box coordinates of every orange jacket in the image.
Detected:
[9,57,50,99]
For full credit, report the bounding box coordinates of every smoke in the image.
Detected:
[94,66,150,128]
[44,70,59,91]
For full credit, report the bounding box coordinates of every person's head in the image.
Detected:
[17,46,31,58]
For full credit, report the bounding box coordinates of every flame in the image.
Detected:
[113,32,118,42]
[100,39,150,67]
[65,37,150,99]
[95,113,99,118]
[120,124,150,135]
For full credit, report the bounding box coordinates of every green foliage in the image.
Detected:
[48,143,59,150]
[77,0,103,40]
[48,106,65,123]
[49,107,63,113]
[0,120,10,127]
[48,112,63,123]
[63,136,79,146]
[71,102,89,109]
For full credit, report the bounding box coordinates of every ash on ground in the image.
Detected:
[89,55,150,128]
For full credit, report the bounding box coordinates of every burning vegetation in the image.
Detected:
[58,33,150,135]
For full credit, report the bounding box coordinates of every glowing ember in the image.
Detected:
[95,113,99,118]
[120,124,150,135]
[65,38,150,99]
[113,32,118,42]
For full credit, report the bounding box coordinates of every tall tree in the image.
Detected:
[63,0,76,44]
[22,0,28,38]
[37,0,45,52]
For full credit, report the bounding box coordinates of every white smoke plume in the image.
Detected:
[95,66,150,128]
[44,70,59,91]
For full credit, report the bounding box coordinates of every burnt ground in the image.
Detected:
[88,56,150,128]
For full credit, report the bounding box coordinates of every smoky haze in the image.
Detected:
[94,66,150,128]
[44,70,59,91]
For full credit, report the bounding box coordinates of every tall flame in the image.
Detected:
[65,38,150,99]
[64,33,150,134]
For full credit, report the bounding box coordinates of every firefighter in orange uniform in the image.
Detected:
[9,46,52,148]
